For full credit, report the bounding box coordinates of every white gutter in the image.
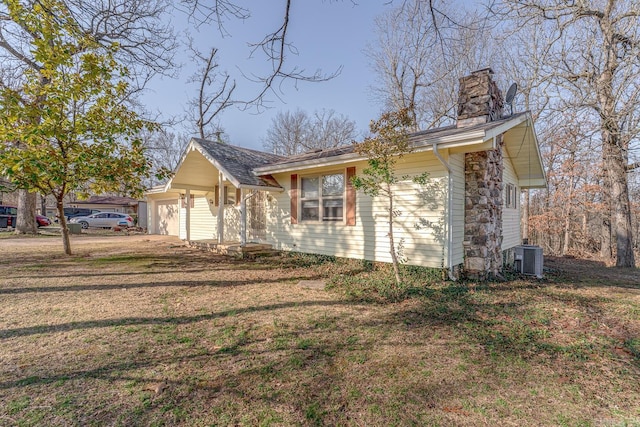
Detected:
[432,142,456,281]
[240,183,285,192]
[253,128,495,175]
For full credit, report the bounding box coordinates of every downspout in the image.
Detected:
[432,143,456,280]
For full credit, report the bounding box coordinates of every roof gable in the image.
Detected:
[161,112,545,193]
[166,139,285,191]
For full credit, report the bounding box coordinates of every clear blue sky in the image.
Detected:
[142,2,391,151]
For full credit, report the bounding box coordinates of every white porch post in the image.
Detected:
[240,188,247,246]
[217,171,224,243]
[185,188,191,241]
[148,199,154,235]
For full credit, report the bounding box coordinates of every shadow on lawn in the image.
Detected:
[0,299,346,340]
[4,269,211,281]
[2,280,636,426]
[0,298,466,426]
[0,273,324,296]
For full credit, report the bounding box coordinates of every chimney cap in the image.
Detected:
[471,67,494,75]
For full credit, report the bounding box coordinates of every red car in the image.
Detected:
[0,206,51,228]
[36,214,52,227]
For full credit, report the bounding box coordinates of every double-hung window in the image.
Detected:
[300,173,344,222]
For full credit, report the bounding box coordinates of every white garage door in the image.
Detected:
[154,199,179,235]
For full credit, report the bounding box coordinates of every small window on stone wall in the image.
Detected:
[505,183,517,208]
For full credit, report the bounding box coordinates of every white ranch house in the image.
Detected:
[146,69,546,278]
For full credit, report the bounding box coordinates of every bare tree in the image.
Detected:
[185,41,236,139]
[366,0,495,130]
[307,110,358,151]
[496,0,640,267]
[492,22,555,244]
[142,129,190,186]
[263,108,357,156]
[262,109,311,156]
[181,0,340,109]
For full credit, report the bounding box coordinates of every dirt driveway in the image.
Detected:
[0,232,180,248]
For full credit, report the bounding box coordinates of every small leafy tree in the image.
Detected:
[0,0,158,255]
[352,108,428,285]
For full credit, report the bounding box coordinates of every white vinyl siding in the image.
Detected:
[152,199,179,236]
[189,195,216,240]
[176,193,242,242]
[502,148,521,250]
[264,151,450,268]
[449,152,465,266]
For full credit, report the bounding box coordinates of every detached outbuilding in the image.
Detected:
[146,69,546,278]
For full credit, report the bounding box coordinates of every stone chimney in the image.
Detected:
[460,68,506,280]
[457,68,504,128]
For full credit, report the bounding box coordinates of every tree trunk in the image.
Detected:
[601,216,613,260]
[387,184,401,285]
[40,193,47,216]
[562,174,575,256]
[57,197,72,255]
[605,141,635,267]
[15,190,38,234]
[599,144,613,260]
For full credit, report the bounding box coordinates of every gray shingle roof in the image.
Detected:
[191,112,531,185]
[75,196,140,205]
[193,138,285,188]
[262,112,530,168]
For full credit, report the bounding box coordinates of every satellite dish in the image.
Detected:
[505,83,518,115]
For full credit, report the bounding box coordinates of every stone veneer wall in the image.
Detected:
[457,68,504,128]
[463,134,504,279]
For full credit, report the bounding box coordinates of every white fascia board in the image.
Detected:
[527,121,547,185]
[145,184,170,195]
[168,183,216,192]
[190,141,241,188]
[253,152,364,175]
[500,113,547,187]
[162,139,197,191]
[145,190,181,199]
[519,178,547,189]
[239,184,285,192]
[254,132,488,175]
[484,113,529,142]
[167,139,241,190]
[252,117,534,175]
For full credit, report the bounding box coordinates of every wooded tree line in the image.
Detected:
[365,0,639,267]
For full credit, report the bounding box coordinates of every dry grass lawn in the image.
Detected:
[0,234,638,426]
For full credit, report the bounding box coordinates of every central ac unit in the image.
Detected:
[514,245,543,278]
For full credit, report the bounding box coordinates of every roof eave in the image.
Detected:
[253,128,491,174]
[239,184,285,192]
[164,139,244,190]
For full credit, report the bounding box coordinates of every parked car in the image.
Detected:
[63,208,101,221]
[0,206,51,228]
[69,212,133,229]
[36,214,52,227]
[0,205,17,228]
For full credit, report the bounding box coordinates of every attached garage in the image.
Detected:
[153,198,180,236]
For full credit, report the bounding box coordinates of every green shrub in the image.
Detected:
[328,262,443,303]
